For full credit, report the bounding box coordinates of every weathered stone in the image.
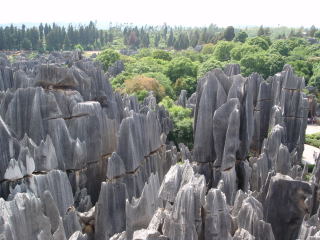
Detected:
[264,174,312,240]
[204,188,232,240]
[95,181,127,240]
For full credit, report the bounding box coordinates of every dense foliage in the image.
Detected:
[159,97,193,148]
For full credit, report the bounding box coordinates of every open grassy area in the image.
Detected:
[305,132,320,148]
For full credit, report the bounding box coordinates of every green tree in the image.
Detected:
[257,25,265,36]
[124,75,165,101]
[166,57,198,82]
[315,31,320,38]
[63,35,71,50]
[288,60,313,82]
[167,29,174,47]
[174,76,197,97]
[309,25,317,37]
[159,97,193,148]
[269,40,290,56]
[240,52,285,78]
[224,26,235,41]
[201,43,215,54]
[234,31,248,43]
[126,57,167,75]
[231,44,262,61]
[152,50,172,61]
[198,57,223,78]
[309,63,320,89]
[74,44,84,52]
[21,38,32,50]
[213,41,237,61]
[144,72,175,98]
[154,33,161,47]
[96,49,120,71]
[246,37,269,50]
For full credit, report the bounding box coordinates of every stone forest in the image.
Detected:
[0,47,319,240]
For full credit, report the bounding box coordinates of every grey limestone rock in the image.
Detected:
[132,229,168,240]
[0,193,53,240]
[264,174,312,240]
[95,181,127,240]
[162,162,206,240]
[107,152,126,179]
[213,98,240,170]
[176,90,187,108]
[237,195,275,240]
[233,228,255,240]
[126,173,162,238]
[68,231,88,240]
[204,188,232,240]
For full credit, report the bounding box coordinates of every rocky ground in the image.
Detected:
[0,51,319,240]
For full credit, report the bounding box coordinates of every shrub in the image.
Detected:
[166,57,198,82]
[246,37,270,50]
[213,41,237,61]
[201,43,215,54]
[74,44,84,52]
[126,57,167,75]
[174,76,197,97]
[159,97,193,148]
[152,50,172,61]
[124,75,165,101]
[231,44,262,61]
[96,49,120,71]
[144,72,175,98]
[198,58,223,78]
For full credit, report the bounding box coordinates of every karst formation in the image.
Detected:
[0,51,319,240]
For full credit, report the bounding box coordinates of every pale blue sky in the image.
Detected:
[1,0,319,27]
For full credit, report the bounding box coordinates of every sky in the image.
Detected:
[1,0,319,27]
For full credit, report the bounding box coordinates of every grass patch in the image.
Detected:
[305,132,320,148]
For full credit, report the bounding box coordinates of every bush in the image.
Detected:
[213,41,237,61]
[126,57,167,75]
[152,50,172,61]
[124,75,165,101]
[135,48,153,58]
[159,97,193,148]
[234,31,248,43]
[231,44,262,61]
[269,40,291,56]
[111,72,133,89]
[246,37,270,50]
[240,52,285,78]
[144,72,175,98]
[175,50,204,62]
[96,49,120,71]
[201,43,215,54]
[309,63,320,89]
[174,76,197,97]
[198,58,223,78]
[288,60,313,81]
[166,57,198,82]
[315,31,320,38]
[74,44,84,52]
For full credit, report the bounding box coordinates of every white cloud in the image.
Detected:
[1,0,319,27]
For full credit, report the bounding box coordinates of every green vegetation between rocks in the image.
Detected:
[305,133,320,148]
[2,22,320,148]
